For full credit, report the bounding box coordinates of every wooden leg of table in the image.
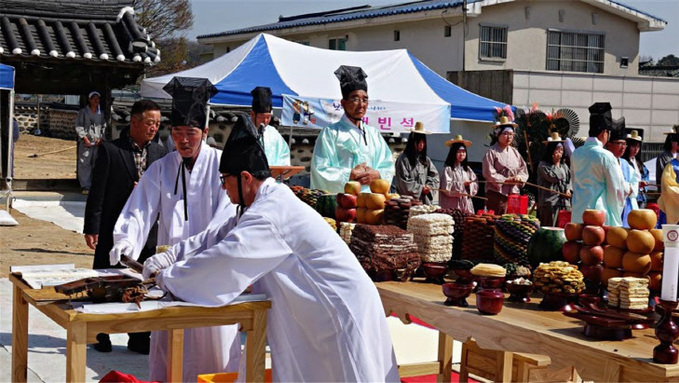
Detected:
[12,283,28,383]
[65,321,87,383]
[437,332,453,383]
[167,329,184,382]
[497,351,513,383]
[246,310,267,383]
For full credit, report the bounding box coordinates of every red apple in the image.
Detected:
[564,223,584,241]
[335,206,357,223]
[582,225,605,246]
[580,245,604,266]
[582,209,606,226]
[336,193,358,209]
[580,263,604,283]
[344,181,362,196]
[562,241,582,264]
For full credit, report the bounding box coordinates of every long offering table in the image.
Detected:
[10,274,271,382]
[377,281,679,382]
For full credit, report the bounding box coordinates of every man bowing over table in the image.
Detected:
[311,65,395,193]
[143,112,400,382]
[110,77,239,382]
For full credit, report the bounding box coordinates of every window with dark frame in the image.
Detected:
[329,37,347,50]
[546,30,604,73]
[444,25,452,37]
[394,30,400,41]
[479,25,507,59]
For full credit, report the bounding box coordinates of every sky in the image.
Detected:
[186,0,677,61]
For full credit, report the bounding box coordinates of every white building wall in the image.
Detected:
[512,71,679,142]
[464,0,640,76]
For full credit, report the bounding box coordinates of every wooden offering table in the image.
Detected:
[377,281,679,382]
[10,274,271,382]
[269,165,305,182]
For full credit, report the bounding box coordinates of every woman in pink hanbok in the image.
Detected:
[439,135,478,214]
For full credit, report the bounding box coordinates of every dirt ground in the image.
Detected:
[1,135,92,277]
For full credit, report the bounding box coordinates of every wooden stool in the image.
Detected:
[459,339,550,382]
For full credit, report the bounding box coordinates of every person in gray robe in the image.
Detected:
[394,122,439,204]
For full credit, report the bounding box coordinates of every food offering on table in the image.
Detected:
[505,277,534,303]
[408,213,454,284]
[470,263,506,289]
[533,261,585,311]
[449,259,475,284]
[527,226,567,268]
[339,222,356,244]
[349,224,420,281]
[601,209,662,294]
[334,192,357,223]
[290,185,329,211]
[408,204,438,219]
[384,196,417,229]
[435,208,470,261]
[442,259,476,307]
[561,210,607,292]
[492,214,540,266]
[468,263,506,314]
[461,213,501,263]
[353,179,398,225]
[503,262,532,282]
[607,277,651,311]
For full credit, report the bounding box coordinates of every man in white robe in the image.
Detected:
[311,65,394,193]
[110,77,239,382]
[143,112,400,382]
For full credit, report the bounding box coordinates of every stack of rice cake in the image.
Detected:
[349,224,420,280]
[408,204,438,219]
[407,213,454,263]
[383,197,416,229]
[339,222,356,244]
[608,277,649,310]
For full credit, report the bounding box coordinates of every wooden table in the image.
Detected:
[10,274,271,382]
[377,281,679,382]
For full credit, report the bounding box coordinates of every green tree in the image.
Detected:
[658,54,679,66]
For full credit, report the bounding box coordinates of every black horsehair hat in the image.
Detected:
[251,86,273,114]
[219,111,271,178]
[588,102,614,136]
[334,65,368,99]
[163,77,217,128]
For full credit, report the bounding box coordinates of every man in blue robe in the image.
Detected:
[250,86,291,166]
[310,65,394,193]
[571,102,625,226]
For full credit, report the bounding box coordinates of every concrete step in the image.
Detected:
[2,178,80,191]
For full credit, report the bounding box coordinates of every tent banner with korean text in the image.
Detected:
[281,94,450,133]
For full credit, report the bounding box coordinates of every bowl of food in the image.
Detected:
[470,263,507,290]
[505,278,533,303]
[449,260,475,284]
[442,282,474,307]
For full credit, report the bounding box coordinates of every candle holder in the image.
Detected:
[653,299,679,364]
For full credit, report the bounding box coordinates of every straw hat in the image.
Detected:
[662,124,679,135]
[445,134,472,147]
[406,121,433,134]
[493,115,518,129]
[626,130,643,142]
[542,132,564,144]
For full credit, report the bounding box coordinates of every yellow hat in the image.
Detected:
[445,134,472,147]
[493,115,518,129]
[626,129,642,142]
[406,121,433,135]
[542,132,564,144]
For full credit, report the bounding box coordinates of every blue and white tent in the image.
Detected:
[0,63,14,91]
[142,33,507,133]
[1,63,16,182]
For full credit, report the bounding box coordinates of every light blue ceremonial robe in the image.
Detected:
[570,137,625,226]
[260,125,290,166]
[620,158,639,228]
[310,114,395,193]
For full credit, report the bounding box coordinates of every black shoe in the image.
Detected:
[127,332,150,355]
[93,333,112,353]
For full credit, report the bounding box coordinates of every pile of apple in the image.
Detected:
[602,210,663,293]
[562,209,607,285]
[335,179,398,225]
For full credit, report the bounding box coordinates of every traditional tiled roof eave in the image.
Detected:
[0,2,161,65]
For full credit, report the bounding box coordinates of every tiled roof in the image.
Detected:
[199,0,464,39]
[198,0,666,39]
[639,66,679,78]
[0,0,160,65]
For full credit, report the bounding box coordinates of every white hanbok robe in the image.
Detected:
[260,124,291,166]
[156,178,400,382]
[310,114,395,193]
[113,141,239,382]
